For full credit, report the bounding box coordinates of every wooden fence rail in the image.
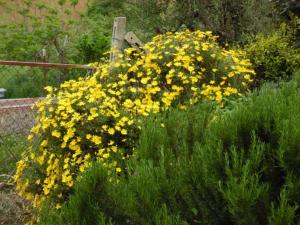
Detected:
[0,60,93,69]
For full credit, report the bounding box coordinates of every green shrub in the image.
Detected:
[72,30,110,64]
[39,73,300,225]
[245,22,300,87]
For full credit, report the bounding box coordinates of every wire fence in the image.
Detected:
[0,98,37,182]
[0,60,93,185]
[0,61,93,99]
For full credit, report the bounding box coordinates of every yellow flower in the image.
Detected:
[44,86,53,93]
[197,56,203,62]
[103,153,110,159]
[111,146,118,152]
[43,186,50,195]
[86,134,92,140]
[244,74,251,80]
[141,77,149,84]
[121,129,128,135]
[52,130,61,138]
[179,105,187,110]
[27,134,33,141]
[108,128,115,135]
[215,93,223,102]
[91,135,102,145]
[41,140,48,147]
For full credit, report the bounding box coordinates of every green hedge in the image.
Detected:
[39,72,300,225]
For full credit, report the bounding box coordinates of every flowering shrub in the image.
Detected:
[15,30,255,210]
[245,19,300,87]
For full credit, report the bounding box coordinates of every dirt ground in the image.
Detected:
[0,186,30,225]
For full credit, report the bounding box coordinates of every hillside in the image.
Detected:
[0,0,90,25]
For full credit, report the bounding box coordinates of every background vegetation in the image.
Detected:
[0,0,298,63]
[0,0,299,98]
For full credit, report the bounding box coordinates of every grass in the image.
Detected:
[0,134,27,179]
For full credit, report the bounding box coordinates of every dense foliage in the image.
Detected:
[0,0,297,64]
[88,0,277,43]
[0,0,280,64]
[39,72,300,225]
[14,30,255,212]
[272,0,300,18]
[245,20,300,87]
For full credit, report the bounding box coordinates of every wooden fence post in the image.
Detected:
[110,17,127,63]
[42,48,48,90]
[124,31,144,53]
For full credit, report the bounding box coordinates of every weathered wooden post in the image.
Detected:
[124,31,144,53]
[110,17,127,63]
[42,48,48,90]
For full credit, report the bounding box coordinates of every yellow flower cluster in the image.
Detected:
[15,77,135,208]
[15,30,255,209]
